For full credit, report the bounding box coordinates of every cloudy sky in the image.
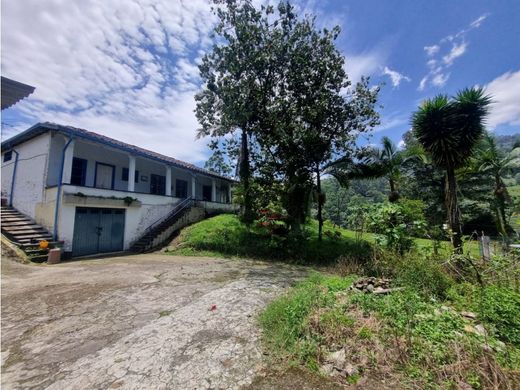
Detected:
[2,0,519,166]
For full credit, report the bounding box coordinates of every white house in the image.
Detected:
[1,122,236,257]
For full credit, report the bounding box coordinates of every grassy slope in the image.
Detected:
[169,214,481,260]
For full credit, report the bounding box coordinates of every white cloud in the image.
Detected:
[431,73,450,87]
[1,0,216,164]
[344,51,382,84]
[424,45,440,56]
[418,13,488,91]
[470,13,489,28]
[397,139,406,149]
[382,66,411,87]
[442,42,468,65]
[418,76,428,91]
[485,70,520,129]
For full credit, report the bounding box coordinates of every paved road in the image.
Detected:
[1,252,307,389]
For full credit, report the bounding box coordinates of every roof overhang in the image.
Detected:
[1,77,35,110]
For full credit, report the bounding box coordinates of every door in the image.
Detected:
[72,207,125,257]
[95,163,114,189]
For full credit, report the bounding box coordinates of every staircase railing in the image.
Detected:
[134,197,194,244]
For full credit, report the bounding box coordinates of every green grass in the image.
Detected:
[168,214,372,264]
[169,214,481,262]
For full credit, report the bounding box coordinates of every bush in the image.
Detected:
[394,254,454,299]
[368,199,427,253]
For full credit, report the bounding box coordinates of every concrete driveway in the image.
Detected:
[1,252,307,389]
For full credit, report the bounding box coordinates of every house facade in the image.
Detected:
[1,122,236,257]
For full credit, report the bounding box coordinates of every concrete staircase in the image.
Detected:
[1,206,61,262]
[130,198,204,253]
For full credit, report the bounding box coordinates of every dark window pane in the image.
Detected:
[122,168,138,183]
[3,151,12,162]
[202,185,212,201]
[175,179,188,198]
[150,174,166,195]
[71,158,87,186]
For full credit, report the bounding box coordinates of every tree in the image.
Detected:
[332,136,421,202]
[474,134,519,238]
[196,0,271,224]
[412,87,492,253]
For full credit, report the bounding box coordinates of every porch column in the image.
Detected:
[228,184,232,204]
[165,166,172,196]
[191,176,196,199]
[211,178,216,202]
[62,139,75,184]
[128,155,136,192]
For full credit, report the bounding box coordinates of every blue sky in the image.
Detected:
[2,0,519,166]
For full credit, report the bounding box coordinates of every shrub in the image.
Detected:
[368,200,427,253]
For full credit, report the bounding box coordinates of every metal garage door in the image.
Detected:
[72,207,125,257]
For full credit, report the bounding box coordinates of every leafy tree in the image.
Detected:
[196,0,271,224]
[412,87,492,253]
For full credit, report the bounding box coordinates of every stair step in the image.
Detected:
[2,218,34,225]
[1,221,35,227]
[13,232,53,239]
[2,226,46,233]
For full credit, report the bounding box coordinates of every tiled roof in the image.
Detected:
[1,122,235,182]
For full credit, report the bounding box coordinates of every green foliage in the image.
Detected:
[259,273,343,362]
[169,214,372,264]
[449,283,520,346]
[367,199,427,253]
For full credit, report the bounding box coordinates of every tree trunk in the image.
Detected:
[239,129,254,225]
[317,168,323,242]
[388,177,399,202]
[495,174,508,239]
[445,167,463,253]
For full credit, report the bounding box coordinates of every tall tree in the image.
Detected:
[412,87,492,253]
[196,0,271,224]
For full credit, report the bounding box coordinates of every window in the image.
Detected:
[122,168,139,183]
[175,179,188,198]
[150,174,166,195]
[3,151,12,162]
[202,185,212,201]
[71,158,87,186]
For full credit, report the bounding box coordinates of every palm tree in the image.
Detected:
[475,134,519,239]
[326,136,422,202]
[412,87,492,253]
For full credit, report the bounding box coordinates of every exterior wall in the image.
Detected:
[1,133,51,218]
[55,185,182,252]
[149,206,206,249]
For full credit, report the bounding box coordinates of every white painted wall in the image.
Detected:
[56,185,182,252]
[1,133,51,218]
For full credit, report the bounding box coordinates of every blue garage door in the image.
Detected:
[72,207,125,257]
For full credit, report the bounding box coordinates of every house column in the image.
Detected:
[191,176,196,199]
[62,139,75,184]
[165,166,172,196]
[228,184,232,204]
[211,178,216,202]
[128,155,136,192]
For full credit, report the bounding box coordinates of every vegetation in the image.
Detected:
[260,258,520,388]
[188,1,520,388]
[197,0,379,234]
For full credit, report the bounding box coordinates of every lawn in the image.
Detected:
[167,214,482,261]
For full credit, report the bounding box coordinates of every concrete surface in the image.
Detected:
[1,252,307,389]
